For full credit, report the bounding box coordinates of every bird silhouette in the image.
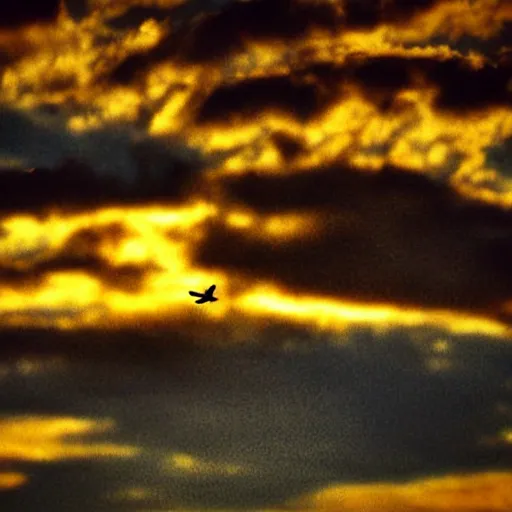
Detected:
[189,284,218,304]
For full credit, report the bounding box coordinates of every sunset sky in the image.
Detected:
[0,0,511,510]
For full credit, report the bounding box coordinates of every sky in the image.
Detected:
[0,0,511,510]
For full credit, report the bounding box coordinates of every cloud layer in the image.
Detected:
[0,3,511,508]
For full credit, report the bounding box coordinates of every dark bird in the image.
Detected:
[189,284,218,304]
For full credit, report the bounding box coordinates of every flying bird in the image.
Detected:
[189,284,218,304]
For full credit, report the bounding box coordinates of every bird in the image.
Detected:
[189,284,218,304]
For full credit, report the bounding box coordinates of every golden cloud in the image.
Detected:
[0,472,28,490]
[0,183,511,340]
[0,198,510,339]
[0,416,140,462]
[236,286,509,337]
[0,0,509,212]
[286,471,512,511]
[0,0,511,343]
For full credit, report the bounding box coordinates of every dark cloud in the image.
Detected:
[353,55,511,111]
[193,62,346,124]
[425,22,512,63]
[348,57,512,114]
[105,6,174,29]
[109,52,159,84]
[193,163,512,317]
[430,59,512,111]
[173,0,444,64]
[105,0,475,86]
[486,136,512,178]
[108,0,341,82]
[0,0,60,28]
[0,163,123,215]
[270,131,307,161]
[63,0,89,22]
[196,74,325,123]
[340,0,382,28]
[0,149,204,215]
[176,0,342,63]
[385,0,440,22]
[0,330,511,511]
[193,55,511,125]
[351,57,412,89]
[342,0,439,27]
[0,325,201,365]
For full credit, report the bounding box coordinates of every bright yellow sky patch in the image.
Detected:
[289,471,512,511]
[236,285,509,337]
[0,416,140,462]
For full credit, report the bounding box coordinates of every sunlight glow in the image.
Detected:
[236,285,509,337]
[0,416,140,462]
[0,472,28,490]
[291,471,512,512]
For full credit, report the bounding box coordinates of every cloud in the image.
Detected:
[169,0,511,65]
[196,74,323,124]
[0,0,510,205]
[0,161,122,215]
[286,471,512,512]
[0,222,155,293]
[0,1,60,29]
[192,54,511,134]
[0,3,511,510]
[350,55,512,113]
[0,415,140,462]
[0,326,510,509]
[193,163,512,322]
[172,0,343,64]
[427,57,512,112]
[0,472,27,490]
[0,164,511,337]
[0,146,204,215]
[0,200,231,330]
[0,0,510,340]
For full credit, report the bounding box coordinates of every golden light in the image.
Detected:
[225,211,254,229]
[263,213,318,239]
[236,285,509,338]
[0,416,140,462]
[223,210,321,240]
[498,429,512,444]
[428,142,449,166]
[166,452,246,477]
[150,87,197,135]
[0,195,510,336]
[0,472,28,490]
[290,471,512,512]
[0,0,510,338]
[0,202,229,328]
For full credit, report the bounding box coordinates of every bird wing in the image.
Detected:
[195,297,208,304]
[189,291,204,298]
[206,284,216,295]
